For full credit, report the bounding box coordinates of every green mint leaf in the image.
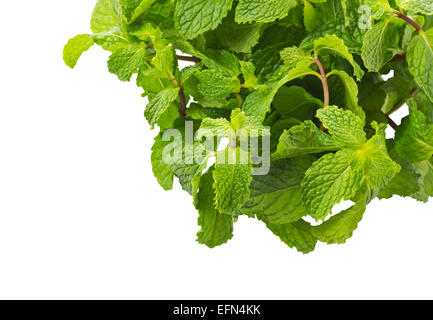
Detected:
[63,34,95,68]
[301,18,363,54]
[407,90,433,125]
[175,0,234,39]
[151,134,175,190]
[327,70,366,122]
[230,108,246,131]
[301,0,391,55]
[129,23,162,42]
[361,0,391,19]
[144,88,180,126]
[279,47,314,69]
[395,107,433,163]
[239,117,271,138]
[396,0,433,15]
[251,43,285,80]
[196,117,236,140]
[303,0,345,32]
[136,66,172,96]
[243,65,320,121]
[197,168,234,248]
[142,0,175,28]
[301,149,363,221]
[120,0,155,23]
[151,43,175,78]
[353,123,401,191]
[240,61,262,89]
[241,88,276,123]
[274,86,323,117]
[201,50,241,77]
[213,148,253,215]
[195,69,241,100]
[174,146,209,198]
[241,157,314,224]
[91,0,122,34]
[412,160,433,201]
[216,108,271,138]
[186,103,231,120]
[378,148,422,199]
[302,121,400,220]
[314,34,364,81]
[262,219,317,254]
[159,120,206,200]
[176,40,241,77]
[407,29,433,102]
[361,17,402,73]
[378,165,421,199]
[174,161,205,198]
[90,1,130,52]
[93,33,130,53]
[316,106,366,148]
[274,121,339,159]
[216,19,264,53]
[108,47,148,81]
[312,199,366,245]
[380,76,414,115]
[156,104,180,131]
[235,0,297,24]
[303,0,323,33]
[267,118,302,151]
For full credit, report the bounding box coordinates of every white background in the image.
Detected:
[0,1,432,300]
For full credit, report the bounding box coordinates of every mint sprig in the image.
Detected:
[64,0,433,253]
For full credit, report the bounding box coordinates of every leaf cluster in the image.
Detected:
[64,0,433,253]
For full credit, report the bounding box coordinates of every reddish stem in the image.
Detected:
[177,55,201,63]
[385,114,399,131]
[178,86,187,117]
[390,52,407,63]
[314,57,329,107]
[393,10,424,32]
[169,78,187,117]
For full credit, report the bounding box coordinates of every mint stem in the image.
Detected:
[178,85,187,117]
[385,114,398,131]
[169,77,187,117]
[177,55,201,63]
[314,57,330,107]
[390,52,407,63]
[393,10,424,32]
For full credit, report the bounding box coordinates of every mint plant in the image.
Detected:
[64,0,433,253]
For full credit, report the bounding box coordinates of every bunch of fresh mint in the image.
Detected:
[64,0,433,253]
